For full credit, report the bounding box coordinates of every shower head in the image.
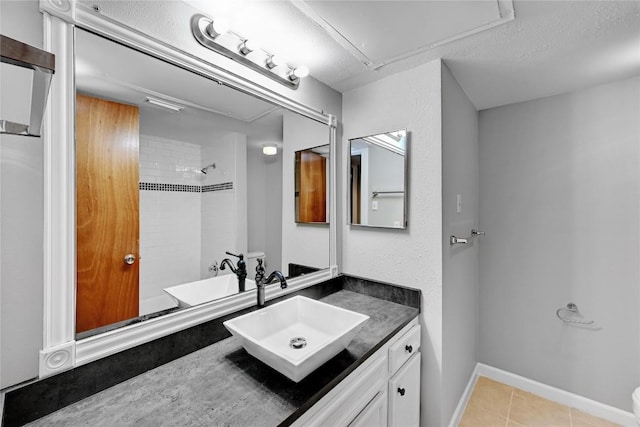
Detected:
[200,163,216,174]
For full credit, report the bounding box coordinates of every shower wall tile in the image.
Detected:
[140,190,201,301]
[138,134,242,308]
[139,135,203,186]
[200,189,236,278]
[199,133,245,278]
[139,135,203,306]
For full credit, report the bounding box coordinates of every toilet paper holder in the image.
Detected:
[556,303,594,325]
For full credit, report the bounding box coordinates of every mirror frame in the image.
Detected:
[38,1,337,378]
[348,129,409,229]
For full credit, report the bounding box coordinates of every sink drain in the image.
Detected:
[289,337,307,349]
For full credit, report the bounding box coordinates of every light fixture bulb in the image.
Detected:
[206,18,229,38]
[266,55,281,69]
[288,65,310,82]
[292,65,309,79]
[263,144,277,156]
[239,39,255,55]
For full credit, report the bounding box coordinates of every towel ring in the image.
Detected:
[556,303,594,325]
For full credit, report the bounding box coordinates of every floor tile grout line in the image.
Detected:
[461,377,621,427]
[569,407,573,427]
[506,389,514,426]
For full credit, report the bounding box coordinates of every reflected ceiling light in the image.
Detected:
[289,65,310,82]
[263,144,278,156]
[206,18,230,38]
[144,97,184,112]
[239,39,256,55]
[191,13,309,90]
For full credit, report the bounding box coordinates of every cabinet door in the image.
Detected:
[388,352,421,427]
[350,391,387,427]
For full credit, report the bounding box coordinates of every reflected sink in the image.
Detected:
[223,295,369,382]
[164,275,256,308]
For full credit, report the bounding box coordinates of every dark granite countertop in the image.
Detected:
[25,289,419,427]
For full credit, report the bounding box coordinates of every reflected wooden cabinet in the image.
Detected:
[292,319,421,427]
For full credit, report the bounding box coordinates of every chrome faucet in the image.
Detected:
[254,258,287,307]
[219,251,247,292]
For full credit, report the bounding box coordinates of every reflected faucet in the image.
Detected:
[220,251,247,292]
[254,258,287,308]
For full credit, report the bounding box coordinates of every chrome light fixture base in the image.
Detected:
[191,14,301,90]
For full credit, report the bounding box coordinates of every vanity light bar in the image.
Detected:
[191,14,308,90]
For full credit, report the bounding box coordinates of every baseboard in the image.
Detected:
[448,364,482,427]
[449,363,637,426]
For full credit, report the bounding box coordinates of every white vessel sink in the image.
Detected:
[223,295,369,382]
[164,275,256,308]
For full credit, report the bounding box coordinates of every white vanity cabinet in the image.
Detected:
[388,351,421,426]
[292,318,421,427]
[350,391,388,427]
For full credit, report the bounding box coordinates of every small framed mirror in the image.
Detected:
[349,129,408,229]
[295,144,330,224]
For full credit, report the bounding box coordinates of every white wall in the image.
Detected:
[282,112,331,275]
[478,76,640,411]
[441,63,479,424]
[247,142,283,274]
[0,0,45,389]
[342,60,443,427]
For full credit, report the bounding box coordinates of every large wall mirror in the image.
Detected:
[349,130,408,229]
[74,28,331,338]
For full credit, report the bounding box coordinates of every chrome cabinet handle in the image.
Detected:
[397,387,406,396]
[124,254,136,265]
[405,344,413,353]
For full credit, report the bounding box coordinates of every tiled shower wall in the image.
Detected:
[139,135,203,313]
[138,134,242,315]
[200,133,245,279]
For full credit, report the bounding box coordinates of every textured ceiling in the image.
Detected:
[290,1,506,68]
[185,0,640,110]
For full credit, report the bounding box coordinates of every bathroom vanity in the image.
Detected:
[292,314,421,427]
[3,275,420,426]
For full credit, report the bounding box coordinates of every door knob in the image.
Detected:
[124,254,136,265]
[397,387,406,396]
[405,344,413,353]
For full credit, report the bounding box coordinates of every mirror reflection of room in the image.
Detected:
[295,144,330,224]
[349,129,407,229]
[74,29,330,336]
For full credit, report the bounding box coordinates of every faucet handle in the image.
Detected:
[225,251,244,260]
[255,258,265,283]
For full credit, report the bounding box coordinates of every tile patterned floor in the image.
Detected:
[458,376,621,427]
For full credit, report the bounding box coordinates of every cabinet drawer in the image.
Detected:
[388,324,421,374]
